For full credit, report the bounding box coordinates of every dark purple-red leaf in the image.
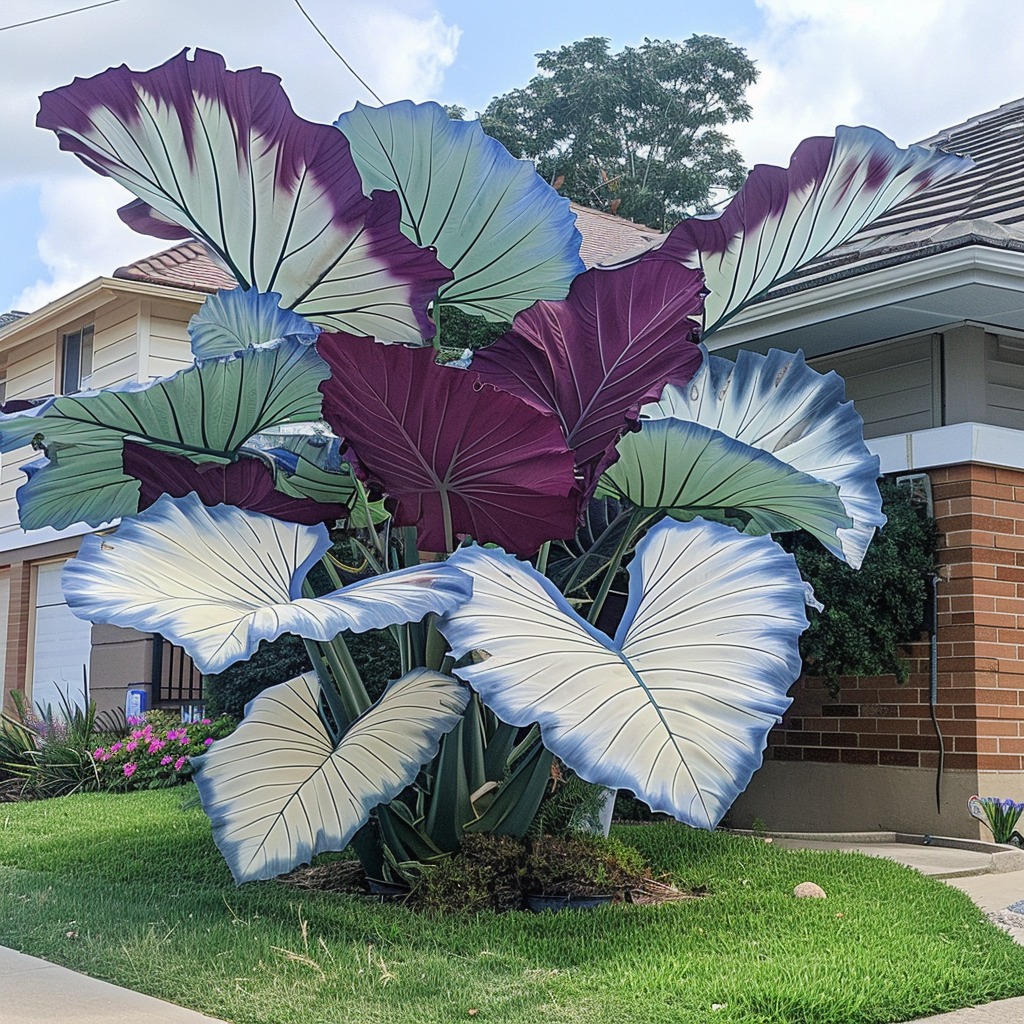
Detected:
[318,334,581,555]
[472,260,705,492]
[124,443,347,527]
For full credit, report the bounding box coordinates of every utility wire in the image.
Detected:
[0,0,128,33]
[292,0,384,104]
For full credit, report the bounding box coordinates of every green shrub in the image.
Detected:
[204,628,402,719]
[782,478,937,693]
[4,691,124,798]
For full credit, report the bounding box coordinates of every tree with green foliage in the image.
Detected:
[481,35,758,229]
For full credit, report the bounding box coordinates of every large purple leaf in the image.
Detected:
[37,49,450,343]
[648,126,972,335]
[123,443,348,526]
[472,260,705,491]
[318,333,580,555]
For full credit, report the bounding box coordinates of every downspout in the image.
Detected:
[927,573,944,814]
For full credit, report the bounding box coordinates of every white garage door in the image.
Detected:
[31,560,92,715]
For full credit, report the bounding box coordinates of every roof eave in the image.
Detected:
[0,275,207,347]
[707,241,1024,356]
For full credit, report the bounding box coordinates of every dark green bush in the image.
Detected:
[204,629,402,719]
[782,478,937,693]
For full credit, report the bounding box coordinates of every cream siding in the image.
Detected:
[810,335,939,439]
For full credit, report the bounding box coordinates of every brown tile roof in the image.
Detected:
[571,204,665,266]
[112,204,663,295]
[113,241,236,293]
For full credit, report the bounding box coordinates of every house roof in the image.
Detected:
[0,311,27,330]
[780,97,1024,290]
[711,96,1024,356]
[110,204,664,294]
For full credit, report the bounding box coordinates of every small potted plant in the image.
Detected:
[523,834,645,912]
[968,795,1024,846]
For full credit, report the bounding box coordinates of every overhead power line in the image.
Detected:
[291,0,384,105]
[0,0,128,33]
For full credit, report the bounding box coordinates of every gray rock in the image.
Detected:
[793,881,827,899]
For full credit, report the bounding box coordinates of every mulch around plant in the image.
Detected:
[282,859,699,908]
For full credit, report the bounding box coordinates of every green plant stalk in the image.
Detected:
[587,508,647,627]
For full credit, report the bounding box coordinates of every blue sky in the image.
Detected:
[2,0,1023,313]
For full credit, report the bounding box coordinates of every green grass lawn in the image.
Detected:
[1,789,1023,1024]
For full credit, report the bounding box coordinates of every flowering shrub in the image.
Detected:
[968,795,1024,845]
[93,714,235,792]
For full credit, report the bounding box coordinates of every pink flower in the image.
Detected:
[110,742,122,753]
[125,741,138,752]
[203,737,214,747]
[160,755,173,766]
[92,747,105,758]
[148,740,165,753]
[123,763,137,778]
[173,756,187,772]
[201,719,211,725]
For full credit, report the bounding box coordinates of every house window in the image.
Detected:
[61,324,94,394]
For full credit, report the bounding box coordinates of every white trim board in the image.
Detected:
[869,422,1024,474]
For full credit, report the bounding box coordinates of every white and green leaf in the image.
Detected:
[61,493,472,674]
[336,101,584,322]
[635,348,885,567]
[437,519,809,830]
[596,417,852,546]
[193,669,469,883]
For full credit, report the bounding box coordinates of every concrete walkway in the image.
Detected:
[0,945,227,1023]
[3,837,1024,1024]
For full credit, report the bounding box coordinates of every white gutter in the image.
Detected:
[707,244,1024,351]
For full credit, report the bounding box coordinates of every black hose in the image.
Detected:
[927,574,944,814]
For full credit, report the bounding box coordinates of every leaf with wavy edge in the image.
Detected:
[318,332,580,556]
[62,493,472,674]
[0,338,328,531]
[193,668,469,883]
[642,348,884,567]
[596,419,852,548]
[472,260,705,492]
[646,126,972,334]
[189,289,320,359]
[37,49,450,342]
[336,100,584,322]
[437,518,809,830]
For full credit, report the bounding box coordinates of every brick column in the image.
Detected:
[729,463,1024,838]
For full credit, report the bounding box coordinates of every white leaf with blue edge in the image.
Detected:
[62,493,472,674]
[437,519,809,830]
[336,100,584,322]
[189,288,320,359]
[643,348,885,568]
[192,668,469,883]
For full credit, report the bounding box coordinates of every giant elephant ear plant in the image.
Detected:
[12,49,970,885]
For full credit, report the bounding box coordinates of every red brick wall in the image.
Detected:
[766,464,1024,773]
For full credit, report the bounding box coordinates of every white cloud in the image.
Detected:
[13,177,160,311]
[730,0,1024,167]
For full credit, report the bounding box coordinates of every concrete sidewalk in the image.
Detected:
[3,837,1024,1024]
[0,945,227,1024]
